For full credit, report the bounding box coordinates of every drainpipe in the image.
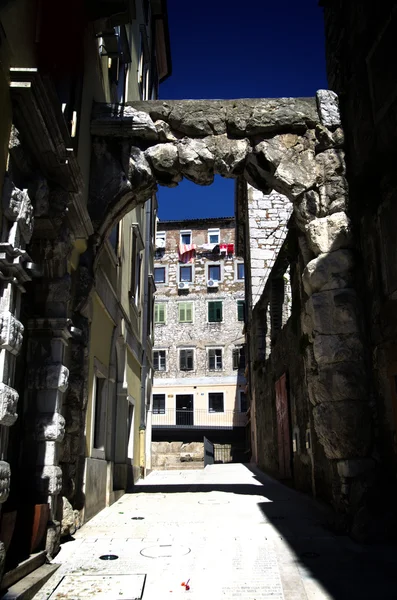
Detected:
[139,195,152,478]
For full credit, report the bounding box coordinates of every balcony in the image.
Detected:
[151,409,248,429]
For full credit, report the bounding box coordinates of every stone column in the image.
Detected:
[0,175,34,575]
[300,90,373,520]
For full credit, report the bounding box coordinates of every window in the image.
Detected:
[208,301,223,322]
[154,267,166,284]
[93,375,106,450]
[178,302,193,323]
[209,392,224,413]
[208,348,223,371]
[153,350,166,371]
[153,393,165,414]
[108,223,119,254]
[179,265,193,282]
[239,391,248,413]
[237,263,245,280]
[154,303,166,324]
[180,230,192,245]
[180,349,194,371]
[233,346,246,370]
[130,226,143,304]
[237,300,245,322]
[208,264,221,281]
[208,228,220,244]
[155,231,166,257]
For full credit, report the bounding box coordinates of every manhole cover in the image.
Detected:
[140,544,191,558]
[48,574,146,599]
[301,551,320,559]
[131,516,145,520]
[99,554,119,560]
[198,498,229,505]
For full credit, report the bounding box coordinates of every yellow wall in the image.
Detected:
[126,347,141,467]
[85,293,115,455]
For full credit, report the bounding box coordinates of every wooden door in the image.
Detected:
[275,373,292,479]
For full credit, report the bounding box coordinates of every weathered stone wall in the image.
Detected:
[247,187,292,307]
[322,2,397,538]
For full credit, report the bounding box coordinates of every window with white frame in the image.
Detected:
[179,265,193,282]
[232,346,246,371]
[154,266,166,284]
[208,348,223,371]
[155,231,166,257]
[154,303,166,324]
[153,349,166,371]
[208,300,223,322]
[236,262,245,280]
[180,348,194,371]
[208,263,221,281]
[178,302,193,323]
[209,392,224,413]
[153,393,166,414]
[180,230,192,245]
[208,228,220,244]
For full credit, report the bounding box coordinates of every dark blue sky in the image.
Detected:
[157,0,328,221]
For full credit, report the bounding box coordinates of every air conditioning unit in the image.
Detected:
[207,279,218,288]
[178,281,190,290]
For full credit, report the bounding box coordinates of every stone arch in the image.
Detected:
[89,91,373,511]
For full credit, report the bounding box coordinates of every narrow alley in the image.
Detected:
[33,464,397,600]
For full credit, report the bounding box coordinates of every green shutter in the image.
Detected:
[179,303,185,322]
[208,303,214,322]
[155,303,166,324]
[179,302,193,323]
[186,303,192,322]
[208,301,222,322]
[237,300,245,322]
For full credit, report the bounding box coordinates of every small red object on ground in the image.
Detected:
[181,579,190,591]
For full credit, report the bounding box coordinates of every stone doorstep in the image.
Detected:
[1,563,60,600]
[1,552,47,592]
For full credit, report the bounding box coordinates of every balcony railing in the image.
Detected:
[151,409,248,429]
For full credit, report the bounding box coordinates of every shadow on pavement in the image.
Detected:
[128,464,397,600]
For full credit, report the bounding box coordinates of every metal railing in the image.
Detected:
[151,408,248,429]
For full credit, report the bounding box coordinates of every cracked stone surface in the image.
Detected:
[34,464,397,600]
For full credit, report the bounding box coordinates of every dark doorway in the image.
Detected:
[176,394,194,426]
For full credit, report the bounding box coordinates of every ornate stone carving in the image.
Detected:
[0,461,11,503]
[35,412,66,442]
[0,383,18,426]
[37,466,62,495]
[0,310,24,355]
[2,176,34,242]
[29,364,69,392]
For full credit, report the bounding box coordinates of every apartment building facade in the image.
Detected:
[151,217,248,463]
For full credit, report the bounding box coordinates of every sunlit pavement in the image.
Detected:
[34,464,397,599]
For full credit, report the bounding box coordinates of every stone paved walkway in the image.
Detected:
[34,464,397,600]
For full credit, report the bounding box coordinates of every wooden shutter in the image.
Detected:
[237,300,245,321]
[179,303,185,322]
[186,303,192,322]
[215,301,222,322]
[208,302,214,322]
[233,349,239,370]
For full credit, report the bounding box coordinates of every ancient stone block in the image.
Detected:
[295,190,321,224]
[169,100,227,135]
[313,334,363,365]
[37,466,62,495]
[29,364,69,392]
[274,148,320,198]
[313,400,372,459]
[302,249,354,295]
[36,412,66,442]
[205,134,250,177]
[154,119,178,142]
[46,519,61,558]
[336,458,375,478]
[0,311,24,355]
[306,212,352,255]
[316,149,346,182]
[92,105,158,139]
[0,461,11,503]
[303,289,359,336]
[128,147,156,201]
[2,177,34,242]
[0,383,18,426]
[307,361,366,404]
[61,496,76,537]
[145,143,181,187]
[316,89,341,129]
[177,138,215,185]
